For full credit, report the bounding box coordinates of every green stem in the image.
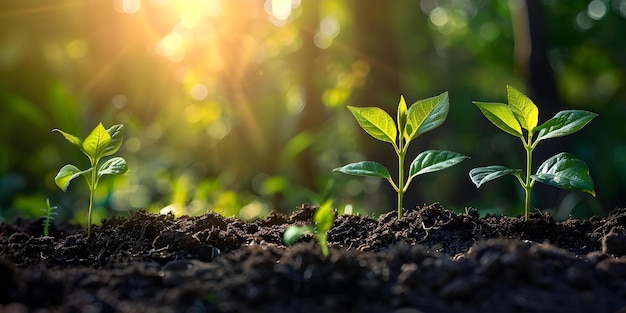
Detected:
[87,158,99,239]
[397,150,405,219]
[88,187,94,238]
[523,141,533,221]
[318,234,329,258]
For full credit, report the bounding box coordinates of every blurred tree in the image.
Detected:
[294,0,323,191]
[511,0,564,209]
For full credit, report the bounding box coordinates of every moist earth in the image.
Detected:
[1,203,626,312]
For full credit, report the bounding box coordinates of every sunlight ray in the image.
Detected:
[0,0,88,19]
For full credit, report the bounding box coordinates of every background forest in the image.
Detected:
[1,0,625,225]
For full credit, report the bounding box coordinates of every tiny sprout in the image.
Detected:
[284,202,335,257]
[54,123,129,238]
[42,199,58,237]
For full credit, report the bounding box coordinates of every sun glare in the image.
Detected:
[114,0,141,14]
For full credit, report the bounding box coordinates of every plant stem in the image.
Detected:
[523,141,533,221]
[88,188,94,238]
[397,150,405,219]
[319,234,329,257]
[87,158,99,239]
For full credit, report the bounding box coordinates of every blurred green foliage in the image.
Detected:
[0,0,624,224]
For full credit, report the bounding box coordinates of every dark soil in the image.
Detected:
[2,203,626,312]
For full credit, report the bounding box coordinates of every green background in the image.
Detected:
[1,0,624,224]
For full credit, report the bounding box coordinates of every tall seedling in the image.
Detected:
[334,93,469,219]
[470,86,597,220]
[54,123,128,238]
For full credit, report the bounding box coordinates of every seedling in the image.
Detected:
[284,202,335,257]
[41,198,58,237]
[469,85,597,220]
[333,93,469,219]
[54,123,128,238]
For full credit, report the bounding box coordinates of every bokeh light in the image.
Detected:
[0,0,624,224]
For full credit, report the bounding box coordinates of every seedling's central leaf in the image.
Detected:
[82,123,112,160]
[531,152,596,196]
[469,165,522,188]
[507,85,538,131]
[347,106,397,145]
[473,102,523,137]
[407,92,449,141]
[398,96,408,139]
[534,110,598,143]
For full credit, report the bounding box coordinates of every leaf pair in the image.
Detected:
[470,152,595,196]
[334,150,468,193]
[347,93,449,151]
[473,86,597,146]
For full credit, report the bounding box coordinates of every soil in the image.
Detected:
[1,203,626,312]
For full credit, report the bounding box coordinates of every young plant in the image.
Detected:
[41,198,58,237]
[283,202,335,257]
[54,123,128,238]
[333,93,469,219]
[469,85,597,220]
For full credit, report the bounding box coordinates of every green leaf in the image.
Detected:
[397,96,408,140]
[407,92,449,140]
[469,165,522,188]
[507,85,538,131]
[52,129,82,147]
[82,123,112,160]
[347,106,397,145]
[408,150,469,179]
[98,157,128,177]
[283,225,314,246]
[531,152,596,196]
[534,110,598,142]
[314,201,335,234]
[55,164,89,192]
[474,102,523,137]
[333,161,392,180]
[103,124,125,157]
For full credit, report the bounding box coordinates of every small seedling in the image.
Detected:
[41,198,58,237]
[284,202,335,257]
[469,85,597,220]
[54,123,128,238]
[333,93,469,219]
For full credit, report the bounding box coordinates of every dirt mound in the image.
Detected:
[1,204,625,312]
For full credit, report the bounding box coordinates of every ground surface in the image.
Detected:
[1,203,626,312]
